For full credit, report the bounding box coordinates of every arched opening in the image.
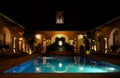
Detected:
[1,27,11,45]
[109,28,120,52]
[46,34,74,55]
[51,34,70,44]
[109,28,120,47]
[0,27,11,54]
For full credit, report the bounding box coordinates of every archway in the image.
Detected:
[1,27,11,45]
[51,34,70,44]
[0,27,11,54]
[109,28,120,47]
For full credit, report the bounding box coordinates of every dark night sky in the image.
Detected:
[0,0,120,30]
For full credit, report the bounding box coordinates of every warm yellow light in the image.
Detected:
[35,34,41,39]
[92,40,97,51]
[86,50,90,54]
[78,34,83,39]
[29,49,32,55]
[104,37,108,53]
[57,34,63,38]
[19,37,23,41]
[58,40,63,46]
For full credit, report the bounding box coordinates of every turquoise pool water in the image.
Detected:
[4,56,120,73]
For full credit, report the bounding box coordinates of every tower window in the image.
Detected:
[56,11,64,24]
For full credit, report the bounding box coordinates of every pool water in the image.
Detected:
[4,56,120,73]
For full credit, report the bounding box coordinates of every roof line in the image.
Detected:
[0,13,25,29]
[93,16,120,31]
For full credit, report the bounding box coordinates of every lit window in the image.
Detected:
[56,11,64,24]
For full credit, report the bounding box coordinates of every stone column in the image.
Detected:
[104,37,108,53]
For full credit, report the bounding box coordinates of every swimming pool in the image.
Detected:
[4,55,120,73]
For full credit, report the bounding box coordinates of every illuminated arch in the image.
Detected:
[51,34,70,44]
[1,27,11,45]
[109,28,120,47]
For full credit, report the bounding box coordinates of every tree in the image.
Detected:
[83,31,96,54]
[23,30,35,51]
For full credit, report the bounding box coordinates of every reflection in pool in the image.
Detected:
[4,56,120,73]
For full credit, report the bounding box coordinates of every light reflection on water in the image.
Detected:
[4,56,120,73]
[24,56,118,73]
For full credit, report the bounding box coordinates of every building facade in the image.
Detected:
[94,16,120,53]
[34,31,87,53]
[1,12,120,55]
[0,13,29,54]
